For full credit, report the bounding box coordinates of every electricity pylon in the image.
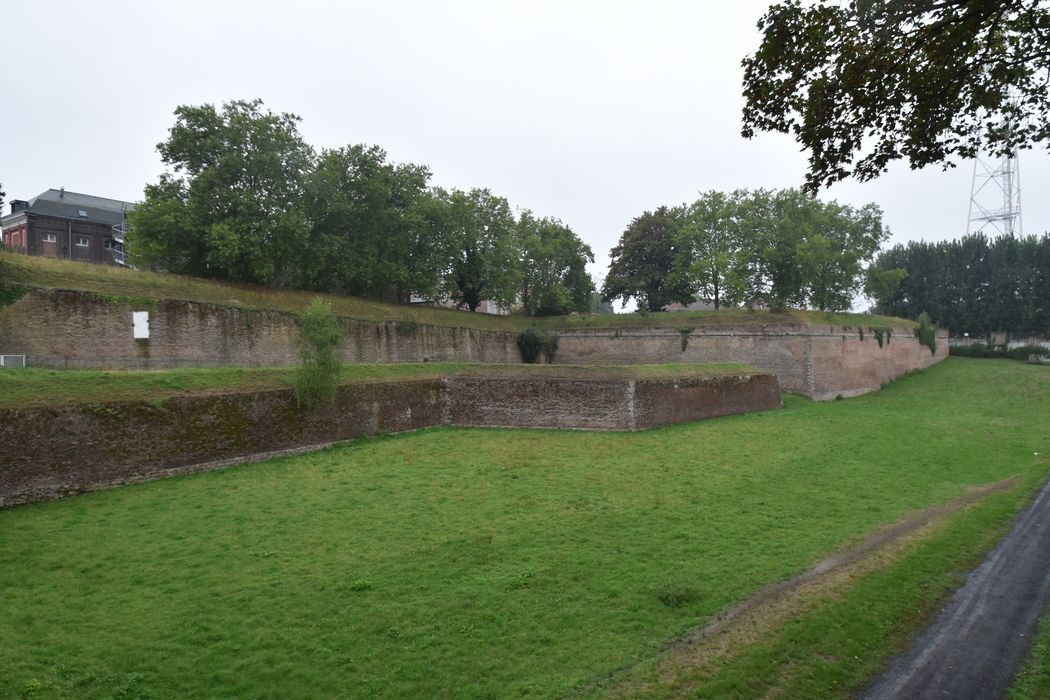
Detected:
[967,150,1022,236]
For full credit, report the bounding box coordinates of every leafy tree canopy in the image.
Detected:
[872,232,1050,336]
[608,190,885,313]
[742,0,1050,190]
[603,207,688,312]
[302,145,438,302]
[670,190,743,310]
[517,211,595,316]
[440,188,521,312]
[130,99,314,284]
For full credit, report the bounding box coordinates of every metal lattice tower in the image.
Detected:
[967,151,1022,236]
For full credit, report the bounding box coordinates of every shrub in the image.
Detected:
[950,342,1049,361]
[914,312,937,355]
[678,327,694,352]
[293,299,342,407]
[517,328,559,364]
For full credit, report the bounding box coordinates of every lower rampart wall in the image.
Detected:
[0,372,782,507]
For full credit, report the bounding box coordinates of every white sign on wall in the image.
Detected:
[133,311,150,339]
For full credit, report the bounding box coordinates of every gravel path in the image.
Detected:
[860,475,1050,699]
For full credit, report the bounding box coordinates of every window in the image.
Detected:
[75,237,89,247]
[77,210,88,217]
[42,233,57,243]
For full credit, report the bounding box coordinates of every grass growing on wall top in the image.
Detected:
[0,251,914,332]
[0,362,760,409]
[0,358,1047,697]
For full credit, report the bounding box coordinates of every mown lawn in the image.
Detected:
[0,358,1047,698]
[1011,613,1050,699]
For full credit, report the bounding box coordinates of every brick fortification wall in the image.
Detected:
[0,289,518,367]
[556,326,949,400]
[0,289,947,399]
[0,372,781,506]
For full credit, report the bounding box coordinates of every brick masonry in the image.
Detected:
[0,372,782,507]
[554,325,949,400]
[0,289,518,367]
[0,289,947,399]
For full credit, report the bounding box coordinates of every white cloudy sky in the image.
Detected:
[3,0,1046,290]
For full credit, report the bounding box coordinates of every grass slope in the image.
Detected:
[0,358,1046,698]
[0,251,913,332]
[0,362,758,409]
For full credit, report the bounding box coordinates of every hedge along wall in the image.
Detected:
[554,325,949,400]
[0,289,518,368]
[0,372,782,507]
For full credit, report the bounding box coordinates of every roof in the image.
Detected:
[4,189,135,227]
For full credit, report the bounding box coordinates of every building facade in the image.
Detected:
[1,188,133,266]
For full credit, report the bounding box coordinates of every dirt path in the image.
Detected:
[860,475,1050,700]
[597,477,1019,697]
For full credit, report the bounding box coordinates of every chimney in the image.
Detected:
[11,200,28,214]
[59,187,65,198]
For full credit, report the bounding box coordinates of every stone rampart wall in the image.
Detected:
[0,289,517,368]
[0,289,947,399]
[555,326,948,400]
[0,372,781,507]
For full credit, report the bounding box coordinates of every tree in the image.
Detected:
[797,199,885,311]
[127,175,195,271]
[517,211,595,316]
[301,145,439,301]
[0,183,5,213]
[129,99,314,284]
[871,233,1050,336]
[440,188,520,312]
[670,191,744,309]
[864,266,908,311]
[731,189,885,311]
[742,1,1050,190]
[603,207,687,312]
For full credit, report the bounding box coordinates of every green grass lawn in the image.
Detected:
[1,251,912,332]
[0,362,758,409]
[1011,613,1050,699]
[0,358,1047,698]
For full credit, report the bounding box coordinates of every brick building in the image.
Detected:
[1,188,134,266]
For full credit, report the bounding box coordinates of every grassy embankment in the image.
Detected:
[0,362,760,410]
[0,251,914,332]
[0,358,1047,698]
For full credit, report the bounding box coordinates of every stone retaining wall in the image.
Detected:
[0,371,782,507]
[555,325,949,400]
[0,289,517,368]
[0,288,947,399]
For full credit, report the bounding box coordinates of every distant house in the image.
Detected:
[1,188,134,266]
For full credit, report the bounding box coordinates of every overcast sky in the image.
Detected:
[3,0,1046,295]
